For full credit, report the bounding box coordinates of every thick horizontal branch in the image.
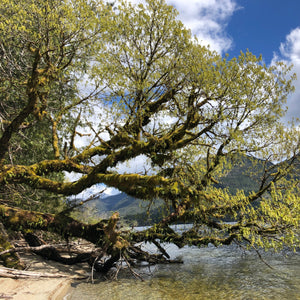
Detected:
[131,225,238,248]
[0,205,126,251]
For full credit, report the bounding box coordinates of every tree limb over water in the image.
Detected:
[0,0,299,274]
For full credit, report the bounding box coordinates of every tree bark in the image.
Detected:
[0,222,25,269]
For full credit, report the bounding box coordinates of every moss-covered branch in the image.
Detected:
[0,204,128,250]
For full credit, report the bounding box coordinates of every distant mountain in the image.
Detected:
[89,192,164,222]
[91,192,142,215]
[218,154,299,194]
[217,155,267,195]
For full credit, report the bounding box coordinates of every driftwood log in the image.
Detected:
[0,266,87,279]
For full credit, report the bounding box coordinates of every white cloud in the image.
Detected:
[67,183,106,201]
[109,154,151,174]
[127,0,238,53]
[167,0,237,53]
[104,187,122,196]
[276,28,300,122]
[280,28,300,64]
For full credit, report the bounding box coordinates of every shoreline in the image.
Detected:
[0,253,90,299]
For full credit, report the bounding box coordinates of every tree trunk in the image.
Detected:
[0,222,25,269]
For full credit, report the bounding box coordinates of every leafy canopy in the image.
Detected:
[0,0,299,251]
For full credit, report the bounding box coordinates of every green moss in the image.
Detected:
[0,223,25,269]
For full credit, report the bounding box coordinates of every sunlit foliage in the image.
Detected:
[0,0,299,265]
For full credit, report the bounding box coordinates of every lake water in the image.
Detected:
[66,240,300,300]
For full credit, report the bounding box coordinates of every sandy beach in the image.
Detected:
[0,277,71,300]
[0,253,90,300]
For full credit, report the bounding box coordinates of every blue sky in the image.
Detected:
[227,0,300,65]
[226,0,300,122]
[143,0,300,122]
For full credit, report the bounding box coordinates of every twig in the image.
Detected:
[242,237,274,269]
[61,189,106,215]
[152,240,170,259]
[0,292,14,299]
[91,255,99,284]
[253,247,274,269]
[112,263,122,280]
[122,255,144,281]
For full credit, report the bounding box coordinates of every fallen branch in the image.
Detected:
[243,237,274,269]
[122,254,144,281]
[152,240,170,259]
[0,266,87,279]
[0,244,65,256]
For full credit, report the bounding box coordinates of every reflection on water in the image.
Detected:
[67,240,300,299]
